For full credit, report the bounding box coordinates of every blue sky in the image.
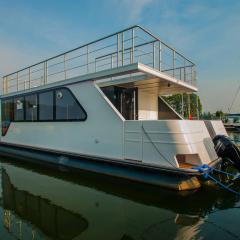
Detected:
[0,0,240,112]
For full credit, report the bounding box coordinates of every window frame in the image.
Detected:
[1,87,87,124]
[25,93,38,122]
[38,90,54,121]
[14,96,25,121]
[55,88,87,121]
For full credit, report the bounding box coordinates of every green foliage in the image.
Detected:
[201,112,213,120]
[215,110,224,119]
[162,93,202,119]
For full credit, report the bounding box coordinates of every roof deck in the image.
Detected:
[2,25,196,95]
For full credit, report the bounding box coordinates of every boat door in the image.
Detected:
[101,86,138,120]
[119,88,138,120]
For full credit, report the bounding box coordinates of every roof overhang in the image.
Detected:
[1,63,197,98]
[97,63,198,95]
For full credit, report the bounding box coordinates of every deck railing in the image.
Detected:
[2,25,196,95]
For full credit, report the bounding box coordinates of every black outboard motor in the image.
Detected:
[213,135,240,171]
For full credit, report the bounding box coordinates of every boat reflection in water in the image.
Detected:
[1,158,240,240]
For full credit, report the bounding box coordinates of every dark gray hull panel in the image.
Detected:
[0,143,203,191]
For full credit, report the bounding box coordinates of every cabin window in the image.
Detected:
[39,91,54,120]
[1,88,86,136]
[14,97,24,121]
[55,88,86,120]
[2,98,14,136]
[25,94,38,121]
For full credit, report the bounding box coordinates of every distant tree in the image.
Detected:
[162,93,202,119]
[215,110,224,119]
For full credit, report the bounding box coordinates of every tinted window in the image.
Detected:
[2,98,14,136]
[14,97,24,121]
[39,91,53,120]
[55,88,86,120]
[25,94,38,121]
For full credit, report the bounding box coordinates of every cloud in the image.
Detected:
[122,0,154,20]
[110,0,154,22]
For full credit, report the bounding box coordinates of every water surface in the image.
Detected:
[0,135,240,240]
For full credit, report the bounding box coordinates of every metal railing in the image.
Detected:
[2,25,196,95]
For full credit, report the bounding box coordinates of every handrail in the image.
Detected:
[3,25,140,78]
[2,25,196,95]
[3,25,194,77]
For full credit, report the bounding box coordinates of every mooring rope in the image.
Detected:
[194,164,240,196]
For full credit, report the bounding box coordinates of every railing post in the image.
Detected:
[153,42,155,68]
[122,32,124,66]
[184,59,186,82]
[131,28,135,64]
[193,66,197,86]
[3,76,7,94]
[111,54,113,69]
[117,33,120,67]
[191,65,193,85]
[28,68,31,89]
[16,72,19,91]
[86,45,89,73]
[64,54,67,80]
[159,41,162,71]
[44,61,48,85]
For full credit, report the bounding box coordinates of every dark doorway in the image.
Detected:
[101,86,138,120]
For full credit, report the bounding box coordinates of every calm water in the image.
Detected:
[0,135,240,240]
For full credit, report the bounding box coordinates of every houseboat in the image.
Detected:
[0,26,229,191]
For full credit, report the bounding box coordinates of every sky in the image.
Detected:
[0,0,240,113]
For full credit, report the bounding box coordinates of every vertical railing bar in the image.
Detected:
[111,54,113,69]
[43,62,47,85]
[29,68,31,89]
[159,41,162,71]
[86,45,89,73]
[194,65,197,86]
[16,72,19,91]
[153,42,155,68]
[117,33,120,67]
[184,59,186,82]
[191,65,193,85]
[64,54,67,80]
[3,77,6,94]
[24,78,26,90]
[43,63,45,85]
[46,61,48,84]
[131,28,135,64]
[122,32,124,66]
[3,77,4,94]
